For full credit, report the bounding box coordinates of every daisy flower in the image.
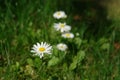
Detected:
[62,32,74,38]
[31,42,52,58]
[57,43,68,51]
[53,11,67,19]
[53,23,71,33]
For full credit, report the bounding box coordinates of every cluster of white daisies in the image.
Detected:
[53,11,74,38]
[31,11,74,58]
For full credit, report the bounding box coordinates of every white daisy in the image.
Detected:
[53,23,71,33]
[57,43,68,51]
[31,42,52,58]
[53,11,67,19]
[62,32,74,38]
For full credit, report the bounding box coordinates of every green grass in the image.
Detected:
[0,0,120,80]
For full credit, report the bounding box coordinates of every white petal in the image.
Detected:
[30,50,36,53]
[37,43,40,47]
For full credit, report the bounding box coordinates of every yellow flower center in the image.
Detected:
[60,24,65,28]
[57,12,61,16]
[60,45,64,48]
[39,47,45,52]
[66,33,70,37]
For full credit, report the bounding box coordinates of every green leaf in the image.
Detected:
[63,63,68,71]
[15,61,20,69]
[48,57,60,67]
[69,50,85,70]
[69,62,77,70]
[27,58,34,66]
[101,43,110,50]
[34,57,42,68]
[98,38,108,44]
[69,56,79,70]
[77,50,85,63]
[74,37,82,48]
[52,45,59,57]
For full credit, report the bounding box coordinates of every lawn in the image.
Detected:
[0,0,120,80]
